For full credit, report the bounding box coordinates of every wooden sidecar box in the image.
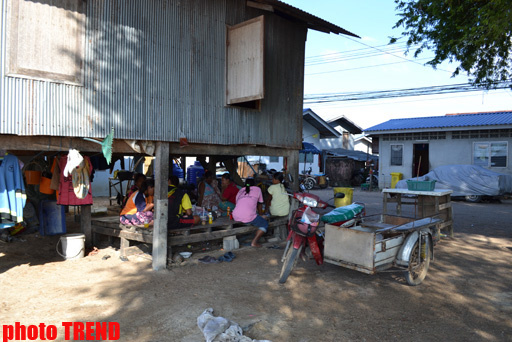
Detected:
[324,215,415,274]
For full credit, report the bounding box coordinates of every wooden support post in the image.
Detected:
[286,150,300,192]
[208,156,219,175]
[81,205,92,248]
[153,142,169,271]
[224,158,244,187]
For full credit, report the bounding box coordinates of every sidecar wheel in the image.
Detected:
[279,245,302,284]
[405,238,431,286]
[303,178,315,190]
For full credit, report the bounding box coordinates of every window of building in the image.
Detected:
[473,142,508,167]
[390,144,403,166]
[226,16,264,109]
[6,0,85,85]
[299,153,314,164]
[269,156,279,163]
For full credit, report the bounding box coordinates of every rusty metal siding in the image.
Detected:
[0,0,304,150]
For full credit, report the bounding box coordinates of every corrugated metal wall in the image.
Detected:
[0,0,305,149]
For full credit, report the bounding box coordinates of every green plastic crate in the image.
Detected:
[406,180,436,191]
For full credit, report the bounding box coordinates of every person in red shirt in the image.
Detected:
[219,173,238,214]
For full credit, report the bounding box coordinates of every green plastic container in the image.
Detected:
[406,180,436,191]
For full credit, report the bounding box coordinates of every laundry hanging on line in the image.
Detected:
[0,154,27,229]
[56,151,93,206]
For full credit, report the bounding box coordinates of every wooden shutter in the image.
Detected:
[226,16,264,105]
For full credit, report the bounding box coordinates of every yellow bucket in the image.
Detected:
[391,172,403,189]
[333,187,353,207]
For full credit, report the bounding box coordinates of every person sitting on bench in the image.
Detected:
[232,178,268,247]
[168,175,200,229]
[119,179,155,227]
[265,172,290,217]
[219,172,238,214]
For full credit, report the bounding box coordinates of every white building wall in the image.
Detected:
[246,154,320,175]
[354,140,371,154]
[318,137,343,150]
[378,131,512,187]
[302,122,321,146]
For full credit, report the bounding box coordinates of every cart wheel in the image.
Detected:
[279,245,303,284]
[303,178,315,190]
[405,238,431,286]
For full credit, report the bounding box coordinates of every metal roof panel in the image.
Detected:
[248,0,359,37]
[364,111,512,132]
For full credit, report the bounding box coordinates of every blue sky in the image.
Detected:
[281,1,512,130]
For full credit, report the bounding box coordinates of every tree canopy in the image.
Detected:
[391,0,512,88]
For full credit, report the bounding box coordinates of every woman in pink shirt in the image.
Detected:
[232,178,268,247]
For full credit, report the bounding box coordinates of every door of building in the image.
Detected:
[413,143,429,177]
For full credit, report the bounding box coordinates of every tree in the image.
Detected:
[391,0,512,89]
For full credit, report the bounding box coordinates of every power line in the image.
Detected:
[306,57,431,75]
[340,35,453,73]
[305,44,419,66]
[309,89,512,109]
[305,41,412,60]
[305,43,421,66]
[304,81,511,103]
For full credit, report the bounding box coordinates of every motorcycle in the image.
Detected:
[299,167,329,190]
[366,170,379,188]
[279,192,360,283]
[351,168,366,186]
[279,192,328,283]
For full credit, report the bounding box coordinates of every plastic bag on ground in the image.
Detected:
[197,308,271,342]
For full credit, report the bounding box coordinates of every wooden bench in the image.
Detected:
[92,215,289,257]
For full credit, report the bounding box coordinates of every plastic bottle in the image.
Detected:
[226,207,231,218]
[172,161,184,180]
[186,161,205,185]
[208,212,213,224]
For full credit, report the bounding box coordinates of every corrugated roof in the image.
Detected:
[364,111,512,132]
[328,115,363,134]
[247,0,359,37]
[326,148,378,162]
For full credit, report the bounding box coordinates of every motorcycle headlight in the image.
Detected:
[302,196,318,207]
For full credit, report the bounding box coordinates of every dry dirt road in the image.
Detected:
[1,190,511,342]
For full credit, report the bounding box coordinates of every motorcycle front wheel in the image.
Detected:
[279,245,303,284]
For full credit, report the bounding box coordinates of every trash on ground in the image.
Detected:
[197,308,271,342]
[198,256,219,264]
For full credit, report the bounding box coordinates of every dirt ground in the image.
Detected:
[1,189,512,342]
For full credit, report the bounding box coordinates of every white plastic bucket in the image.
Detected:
[56,233,85,260]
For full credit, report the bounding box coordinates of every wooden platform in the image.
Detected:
[92,215,288,257]
[382,188,454,237]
